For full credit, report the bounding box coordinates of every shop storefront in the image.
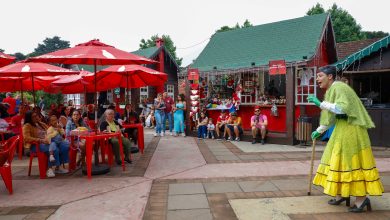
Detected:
[182,14,337,144]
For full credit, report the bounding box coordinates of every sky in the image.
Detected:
[1,0,389,66]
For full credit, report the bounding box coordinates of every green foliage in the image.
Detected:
[306,3,388,43]
[11,52,27,62]
[29,36,70,57]
[328,4,364,42]
[0,48,4,53]
[306,3,325,15]
[35,90,63,110]
[139,34,182,66]
[362,31,389,39]
[215,19,253,33]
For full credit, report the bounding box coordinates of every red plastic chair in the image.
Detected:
[28,141,48,179]
[0,136,20,194]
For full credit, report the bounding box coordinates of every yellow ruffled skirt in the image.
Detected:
[313,119,384,197]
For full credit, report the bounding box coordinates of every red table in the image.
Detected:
[121,123,144,154]
[77,132,125,179]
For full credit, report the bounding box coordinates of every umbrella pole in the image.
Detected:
[94,60,98,127]
[20,78,24,105]
[126,75,129,104]
[31,73,36,106]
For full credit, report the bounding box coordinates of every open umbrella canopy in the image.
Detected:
[28,39,157,65]
[47,70,94,94]
[0,76,60,92]
[0,62,79,77]
[0,52,16,68]
[93,65,168,91]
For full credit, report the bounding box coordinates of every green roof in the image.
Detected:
[132,46,159,58]
[335,35,390,71]
[192,13,329,71]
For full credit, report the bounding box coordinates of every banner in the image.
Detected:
[269,60,286,75]
[187,68,199,80]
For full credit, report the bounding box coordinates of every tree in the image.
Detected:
[139,34,182,66]
[0,49,4,53]
[11,52,27,62]
[306,3,388,43]
[29,36,70,57]
[362,31,389,39]
[35,90,63,110]
[215,19,253,33]
[306,3,325,15]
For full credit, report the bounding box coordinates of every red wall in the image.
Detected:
[207,105,287,132]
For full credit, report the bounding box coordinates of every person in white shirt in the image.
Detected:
[207,118,215,139]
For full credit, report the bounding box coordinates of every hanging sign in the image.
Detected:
[188,68,199,80]
[269,60,286,75]
[114,87,120,95]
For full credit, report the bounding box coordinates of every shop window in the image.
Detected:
[140,86,148,103]
[66,94,81,108]
[240,71,258,105]
[295,67,317,105]
[167,84,174,100]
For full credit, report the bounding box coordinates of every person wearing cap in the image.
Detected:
[308,65,383,213]
[215,110,229,140]
[3,92,17,116]
[251,107,268,144]
[226,111,243,141]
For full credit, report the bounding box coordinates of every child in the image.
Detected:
[46,115,66,163]
[207,118,215,139]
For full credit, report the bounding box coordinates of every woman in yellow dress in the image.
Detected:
[308,65,384,213]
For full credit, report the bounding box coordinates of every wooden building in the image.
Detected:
[335,36,390,147]
[187,13,338,145]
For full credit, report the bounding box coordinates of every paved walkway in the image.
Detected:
[1,129,390,220]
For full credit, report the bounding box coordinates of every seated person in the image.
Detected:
[23,110,62,178]
[46,115,70,174]
[207,118,215,139]
[226,111,243,141]
[122,104,140,147]
[65,110,91,167]
[215,110,230,140]
[82,104,96,121]
[145,108,155,128]
[0,111,15,141]
[139,101,151,127]
[99,109,132,165]
[251,107,268,144]
[197,112,208,139]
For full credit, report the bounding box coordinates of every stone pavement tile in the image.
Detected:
[212,151,235,156]
[289,211,390,220]
[0,215,27,220]
[238,181,279,192]
[0,207,15,215]
[281,153,311,159]
[259,153,286,159]
[145,136,206,179]
[167,209,212,220]
[168,194,209,210]
[169,183,205,195]
[215,155,239,161]
[204,182,242,193]
[49,180,152,220]
[238,155,262,160]
[271,179,308,191]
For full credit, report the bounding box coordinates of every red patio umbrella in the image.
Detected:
[28,39,157,122]
[0,52,15,68]
[48,70,94,94]
[94,65,168,103]
[0,62,78,103]
[0,76,60,92]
